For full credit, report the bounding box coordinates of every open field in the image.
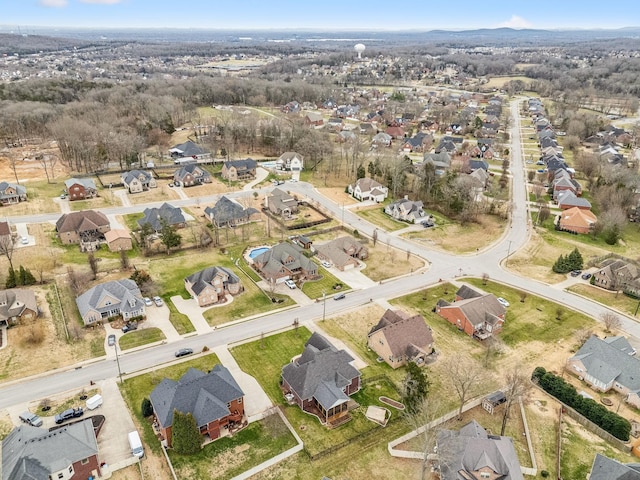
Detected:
[360,241,426,282]
[127,185,180,204]
[484,75,531,88]
[355,205,407,231]
[567,284,639,316]
[317,187,359,206]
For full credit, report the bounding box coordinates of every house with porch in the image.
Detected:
[265,188,299,218]
[435,286,506,340]
[174,164,212,187]
[169,140,211,162]
[184,266,243,307]
[252,242,318,283]
[384,197,426,223]
[1,420,101,480]
[367,309,434,368]
[121,170,157,194]
[567,335,640,408]
[138,203,186,232]
[205,196,260,228]
[347,178,388,202]
[75,279,145,326]
[281,332,361,426]
[56,210,111,251]
[64,178,97,201]
[0,181,27,205]
[222,159,257,181]
[150,365,245,447]
[0,288,37,327]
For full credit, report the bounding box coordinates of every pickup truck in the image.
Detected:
[55,407,84,424]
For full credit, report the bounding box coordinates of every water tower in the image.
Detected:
[354,43,365,59]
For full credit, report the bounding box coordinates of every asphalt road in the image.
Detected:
[1,97,638,409]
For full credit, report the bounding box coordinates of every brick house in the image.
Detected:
[150,365,245,447]
[222,159,257,181]
[0,181,27,205]
[0,288,38,327]
[104,229,133,252]
[55,210,110,251]
[265,188,299,218]
[173,164,212,187]
[556,206,597,234]
[64,178,97,201]
[184,266,243,307]
[252,242,318,283]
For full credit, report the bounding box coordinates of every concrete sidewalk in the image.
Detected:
[212,345,273,420]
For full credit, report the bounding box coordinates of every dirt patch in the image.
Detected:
[361,242,426,281]
[317,187,358,206]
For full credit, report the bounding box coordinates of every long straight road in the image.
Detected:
[1,98,638,409]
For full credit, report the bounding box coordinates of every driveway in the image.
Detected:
[171,295,213,334]
[143,303,182,342]
[13,223,34,247]
[114,189,131,207]
[243,167,269,191]
[329,264,377,290]
[256,280,314,306]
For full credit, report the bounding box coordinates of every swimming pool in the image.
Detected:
[248,247,270,259]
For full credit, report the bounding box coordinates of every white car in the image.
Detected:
[284,279,296,289]
[152,296,164,307]
[143,297,153,307]
[497,297,510,308]
[321,261,332,269]
[20,236,28,245]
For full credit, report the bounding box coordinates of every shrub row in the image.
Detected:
[532,367,630,441]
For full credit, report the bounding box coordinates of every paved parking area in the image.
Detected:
[329,264,377,290]
[257,280,314,306]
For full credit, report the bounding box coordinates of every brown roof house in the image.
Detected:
[150,365,245,447]
[265,188,299,219]
[56,210,111,251]
[367,309,434,368]
[252,242,318,283]
[347,178,388,203]
[0,288,37,327]
[184,266,243,307]
[222,159,257,181]
[281,332,361,426]
[316,235,368,271]
[104,229,133,252]
[436,420,524,480]
[0,221,12,245]
[64,178,97,201]
[1,420,101,480]
[567,335,640,408]
[435,286,506,340]
[556,206,597,234]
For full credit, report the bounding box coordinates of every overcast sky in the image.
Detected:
[1,0,638,30]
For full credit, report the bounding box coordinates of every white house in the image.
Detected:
[348,178,388,203]
[277,152,304,171]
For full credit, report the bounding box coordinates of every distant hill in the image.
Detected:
[0,33,88,55]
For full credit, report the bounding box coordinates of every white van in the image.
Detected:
[86,394,103,410]
[128,430,144,458]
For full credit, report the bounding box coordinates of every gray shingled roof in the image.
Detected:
[589,453,640,480]
[557,191,592,209]
[64,177,96,190]
[138,202,185,231]
[281,332,360,411]
[0,181,26,198]
[170,140,207,157]
[149,365,244,429]
[0,289,37,324]
[253,242,316,276]
[204,196,258,227]
[2,420,98,480]
[570,336,640,393]
[436,420,523,480]
[174,164,211,182]
[122,169,153,186]
[76,279,144,321]
[185,266,240,296]
[223,158,257,172]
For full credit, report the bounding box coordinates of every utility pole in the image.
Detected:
[506,240,513,266]
[322,292,326,321]
[114,343,123,384]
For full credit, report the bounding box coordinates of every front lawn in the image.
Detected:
[360,242,425,282]
[301,269,351,300]
[356,206,407,232]
[118,327,166,350]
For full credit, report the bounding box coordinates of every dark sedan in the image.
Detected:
[175,348,194,358]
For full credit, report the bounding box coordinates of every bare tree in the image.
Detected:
[481,273,490,285]
[38,153,58,183]
[0,234,16,271]
[500,366,533,436]
[120,249,130,270]
[600,312,621,333]
[372,228,378,247]
[574,328,594,347]
[445,358,485,419]
[87,252,98,280]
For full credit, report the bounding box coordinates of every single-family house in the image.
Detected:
[0,288,37,327]
[252,242,318,283]
[174,164,212,187]
[385,126,405,139]
[589,453,640,480]
[326,117,343,131]
[557,191,591,210]
[423,151,451,175]
[435,286,506,340]
[222,159,257,181]
[1,420,101,480]
[138,203,186,232]
[64,178,97,201]
[567,335,640,408]
[315,235,368,271]
[304,112,324,127]
[104,229,133,252]
[436,420,524,480]
[277,152,304,171]
[556,207,597,234]
[384,197,426,223]
[121,170,157,194]
[372,132,392,148]
[0,181,27,205]
[265,188,299,218]
[469,168,490,200]
[56,210,111,251]
[367,309,434,368]
[347,178,388,203]
[281,332,361,426]
[150,365,245,447]
[76,279,145,325]
[169,140,211,162]
[359,123,376,135]
[184,266,243,307]
[205,196,260,228]
[593,259,639,292]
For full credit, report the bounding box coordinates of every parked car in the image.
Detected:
[153,296,164,307]
[334,293,346,301]
[421,219,435,228]
[570,270,582,277]
[175,348,193,358]
[581,272,592,280]
[122,322,138,333]
[289,178,298,182]
[19,411,43,427]
[55,407,83,424]
[20,236,28,245]
[321,261,332,269]
[497,297,510,307]
[143,297,153,307]
[108,334,116,347]
[284,279,296,289]
[60,193,67,199]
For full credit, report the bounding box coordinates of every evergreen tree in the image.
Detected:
[356,164,366,180]
[159,219,181,254]
[402,362,430,415]
[172,410,202,454]
[567,248,583,270]
[5,268,16,288]
[141,398,153,417]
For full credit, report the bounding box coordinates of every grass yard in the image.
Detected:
[168,413,298,480]
[355,205,407,232]
[361,241,425,282]
[118,327,166,351]
[301,268,351,300]
[567,284,639,316]
[35,387,100,416]
[69,192,120,211]
[3,179,65,215]
[127,185,180,204]
[403,214,506,254]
